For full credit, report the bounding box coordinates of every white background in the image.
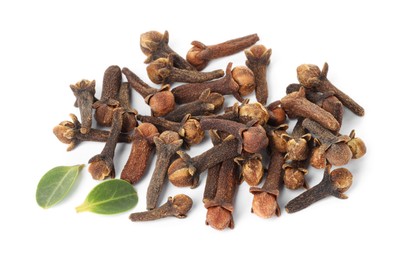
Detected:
[1,0,405,259]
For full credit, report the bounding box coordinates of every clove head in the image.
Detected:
[170,194,193,218]
[268,106,287,126]
[330,168,353,193]
[206,207,233,230]
[347,136,366,159]
[183,118,205,145]
[140,31,167,59]
[148,88,176,117]
[186,43,208,71]
[241,155,264,186]
[231,66,256,97]
[168,158,194,187]
[53,120,76,151]
[310,145,327,169]
[88,156,113,180]
[242,125,269,153]
[269,125,289,153]
[251,192,278,218]
[146,57,171,84]
[325,142,353,166]
[297,64,322,88]
[284,134,311,161]
[239,102,269,126]
[283,164,307,190]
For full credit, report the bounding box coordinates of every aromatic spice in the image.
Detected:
[129,194,192,221]
[76,179,138,214]
[70,80,96,134]
[36,164,84,209]
[285,164,352,213]
[146,131,183,210]
[245,44,272,105]
[172,63,255,104]
[237,153,264,186]
[121,123,159,184]
[146,54,225,84]
[186,33,259,70]
[53,114,132,151]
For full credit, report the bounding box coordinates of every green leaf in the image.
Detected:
[76,179,138,214]
[36,164,84,209]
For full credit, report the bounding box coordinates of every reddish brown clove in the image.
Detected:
[168,135,240,188]
[281,87,340,132]
[164,89,224,122]
[70,79,96,134]
[129,194,193,221]
[120,123,159,184]
[53,114,131,151]
[147,131,183,210]
[236,153,264,186]
[283,161,309,190]
[200,118,268,154]
[266,101,287,126]
[187,33,260,71]
[245,44,272,105]
[205,158,240,230]
[146,55,224,84]
[122,67,175,117]
[282,118,312,161]
[297,63,364,116]
[286,165,352,213]
[250,149,285,218]
[172,63,254,104]
[140,30,196,70]
[137,114,204,148]
[88,108,124,180]
[347,130,367,159]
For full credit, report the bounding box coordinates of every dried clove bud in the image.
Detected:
[281,87,340,132]
[168,135,240,188]
[205,158,240,230]
[283,161,309,190]
[164,89,224,122]
[297,63,364,116]
[286,165,352,213]
[265,124,289,153]
[146,54,224,84]
[117,82,138,132]
[122,67,175,117]
[129,194,193,221]
[200,118,268,154]
[88,108,124,180]
[70,79,96,134]
[172,63,254,104]
[266,101,287,126]
[53,114,131,151]
[238,102,270,126]
[147,131,183,210]
[245,44,272,105]
[138,114,205,147]
[347,130,367,159]
[236,153,264,186]
[187,33,259,71]
[282,118,312,161]
[120,123,159,184]
[140,30,196,70]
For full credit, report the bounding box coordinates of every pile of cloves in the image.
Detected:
[53,30,366,230]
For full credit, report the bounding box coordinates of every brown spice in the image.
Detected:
[69,79,96,134]
[129,194,193,221]
[187,34,259,70]
[117,82,138,132]
[120,123,159,185]
[236,153,264,186]
[146,54,224,84]
[245,44,272,105]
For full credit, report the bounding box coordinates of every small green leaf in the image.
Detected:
[76,179,138,214]
[36,164,84,209]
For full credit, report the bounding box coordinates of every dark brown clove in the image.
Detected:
[205,158,240,230]
[129,194,193,221]
[164,89,224,122]
[200,118,268,154]
[171,63,254,104]
[122,67,175,117]
[186,33,260,71]
[70,79,96,134]
[93,65,122,127]
[302,118,352,167]
[285,164,352,213]
[120,123,159,184]
[117,82,138,132]
[245,44,272,105]
[137,114,204,147]
[297,63,364,116]
[146,131,183,210]
[140,30,196,70]
[281,87,340,132]
[250,149,285,218]
[53,114,131,151]
[88,108,124,180]
[168,135,240,188]
[146,54,224,84]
